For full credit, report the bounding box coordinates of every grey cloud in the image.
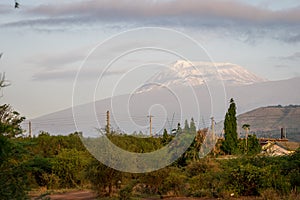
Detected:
[27,0,300,24]
[284,34,300,43]
[274,64,290,68]
[32,69,78,81]
[293,72,300,78]
[2,0,299,29]
[279,52,300,61]
[2,16,86,27]
[0,4,12,14]
[27,48,90,69]
[32,68,125,81]
[2,0,300,45]
[31,27,69,34]
[1,15,131,33]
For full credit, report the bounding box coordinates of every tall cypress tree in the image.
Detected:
[176,123,182,135]
[190,118,196,134]
[222,98,238,154]
[184,119,190,133]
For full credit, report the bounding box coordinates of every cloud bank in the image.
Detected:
[2,0,299,45]
[32,68,125,81]
[280,52,300,61]
[27,0,300,24]
[1,0,299,28]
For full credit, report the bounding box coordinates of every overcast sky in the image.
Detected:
[1,0,300,119]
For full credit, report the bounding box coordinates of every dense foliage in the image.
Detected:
[0,122,299,199]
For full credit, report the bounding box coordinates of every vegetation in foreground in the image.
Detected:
[1,122,300,199]
[1,73,300,199]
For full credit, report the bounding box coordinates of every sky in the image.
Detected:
[0,0,300,119]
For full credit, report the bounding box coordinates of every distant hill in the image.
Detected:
[237,105,300,142]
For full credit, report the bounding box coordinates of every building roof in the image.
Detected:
[261,141,300,156]
[275,141,300,151]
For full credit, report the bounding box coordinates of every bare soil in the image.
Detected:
[32,190,266,200]
[45,190,98,200]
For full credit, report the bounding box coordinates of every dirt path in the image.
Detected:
[46,190,97,200]
[37,190,261,200]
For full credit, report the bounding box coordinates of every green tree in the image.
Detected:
[0,104,26,138]
[27,156,54,188]
[190,118,197,134]
[0,74,30,199]
[183,119,200,162]
[51,148,90,188]
[162,128,171,145]
[0,145,30,199]
[176,122,182,135]
[184,119,190,133]
[222,98,238,155]
[163,168,187,196]
[140,167,171,197]
[85,158,122,197]
[242,124,250,152]
[247,135,261,155]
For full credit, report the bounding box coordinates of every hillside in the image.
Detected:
[237,105,300,142]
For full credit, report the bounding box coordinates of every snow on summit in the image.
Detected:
[137,60,267,93]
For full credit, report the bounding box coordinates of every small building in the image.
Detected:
[261,141,300,156]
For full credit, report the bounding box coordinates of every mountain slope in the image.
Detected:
[25,77,300,137]
[24,60,300,137]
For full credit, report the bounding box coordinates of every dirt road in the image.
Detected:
[46,190,97,200]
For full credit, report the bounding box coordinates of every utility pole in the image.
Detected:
[29,121,32,138]
[148,115,153,137]
[246,130,248,151]
[211,117,215,156]
[106,110,110,134]
[211,117,215,139]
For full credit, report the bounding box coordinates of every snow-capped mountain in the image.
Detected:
[24,60,300,137]
[138,60,266,93]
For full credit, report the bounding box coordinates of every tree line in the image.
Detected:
[1,113,299,199]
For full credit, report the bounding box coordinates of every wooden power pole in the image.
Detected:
[148,115,153,137]
[29,121,32,138]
